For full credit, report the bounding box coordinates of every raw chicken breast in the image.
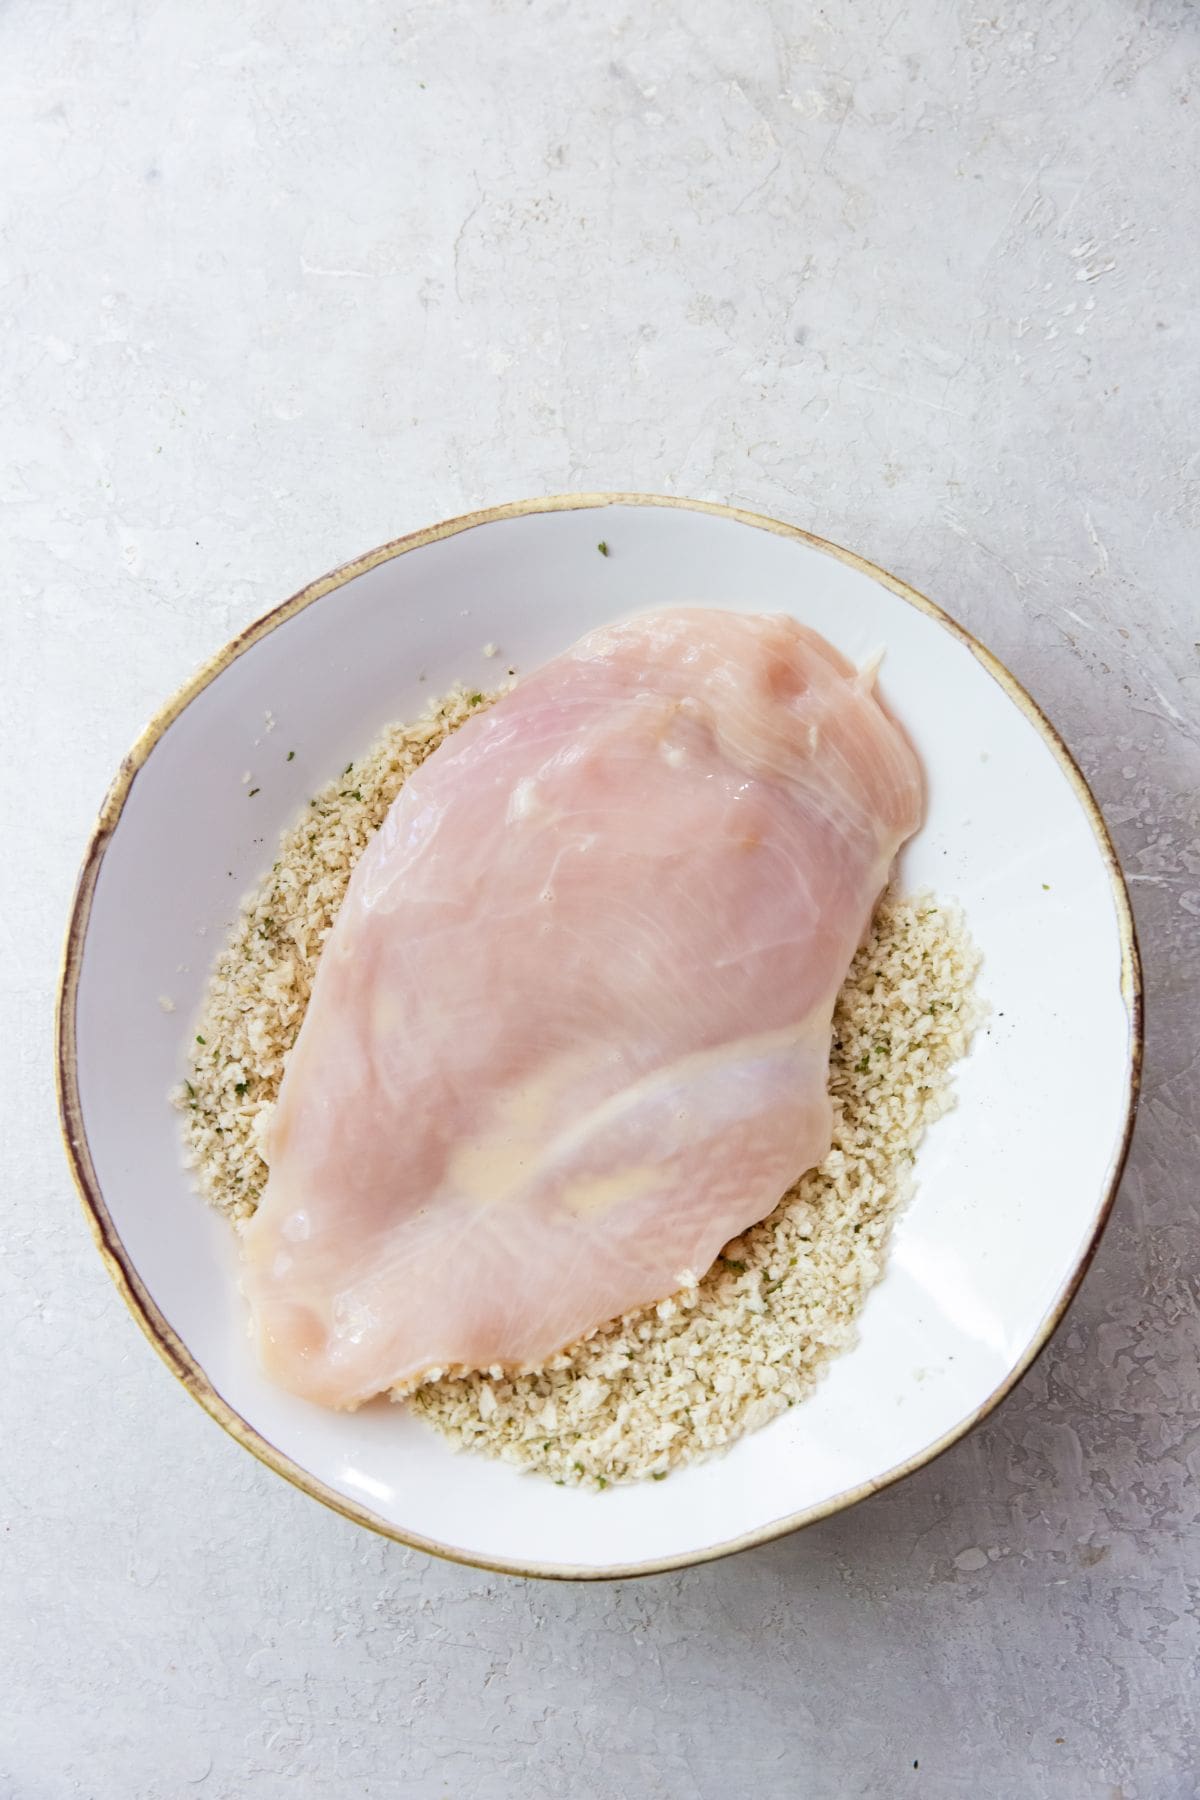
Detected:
[242,609,922,1408]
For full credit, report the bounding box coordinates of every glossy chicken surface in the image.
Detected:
[242,609,923,1407]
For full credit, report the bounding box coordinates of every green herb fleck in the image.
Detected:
[1042,882,1051,891]
[184,1080,195,1099]
[596,1476,608,1490]
[286,750,295,762]
[234,1080,248,1097]
[762,1277,784,1298]
[855,1052,871,1074]
[195,1035,206,1045]
[247,787,260,797]
[597,540,609,557]
[651,1470,668,1482]
[343,762,353,776]
[467,692,484,706]
[721,1255,746,1272]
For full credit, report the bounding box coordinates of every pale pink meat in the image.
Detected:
[241,609,923,1408]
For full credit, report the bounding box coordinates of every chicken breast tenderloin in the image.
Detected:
[241,609,923,1408]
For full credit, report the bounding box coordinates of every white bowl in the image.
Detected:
[58,495,1141,1579]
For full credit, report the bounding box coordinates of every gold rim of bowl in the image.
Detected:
[55,492,1144,1581]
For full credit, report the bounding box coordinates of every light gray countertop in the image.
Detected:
[2,2,1197,1795]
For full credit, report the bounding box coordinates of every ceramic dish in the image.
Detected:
[57,495,1141,1579]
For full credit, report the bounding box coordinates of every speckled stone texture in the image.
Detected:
[2,1,1197,1795]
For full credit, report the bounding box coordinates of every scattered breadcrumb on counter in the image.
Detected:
[176,687,983,1486]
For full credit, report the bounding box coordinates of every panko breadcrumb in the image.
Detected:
[177,687,495,1221]
[178,690,982,1486]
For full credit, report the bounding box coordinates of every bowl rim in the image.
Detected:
[55,491,1143,1581]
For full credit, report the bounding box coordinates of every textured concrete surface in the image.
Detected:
[2,1,1198,1795]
